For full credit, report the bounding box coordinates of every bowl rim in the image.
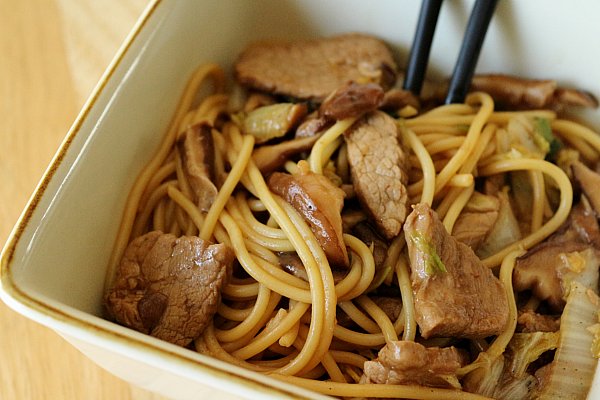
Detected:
[0,1,320,398]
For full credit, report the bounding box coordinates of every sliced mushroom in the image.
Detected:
[572,160,600,215]
[252,134,321,174]
[178,123,218,211]
[295,114,333,138]
[513,200,600,311]
[268,161,349,268]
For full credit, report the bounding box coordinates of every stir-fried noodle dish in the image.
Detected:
[104,34,600,399]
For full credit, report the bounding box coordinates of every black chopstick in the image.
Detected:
[403,0,444,95]
[445,0,499,104]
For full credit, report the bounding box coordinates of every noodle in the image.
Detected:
[106,57,600,399]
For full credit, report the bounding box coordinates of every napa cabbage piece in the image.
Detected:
[534,117,561,160]
[536,282,600,399]
[464,332,559,399]
[476,190,522,260]
[241,103,307,143]
[466,246,600,399]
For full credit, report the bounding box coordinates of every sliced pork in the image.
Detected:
[105,231,234,347]
[345,111,409,239]
[363,341,468,388]
[517,310,560,333]
[235,33,396,102]
[404,203,509,339]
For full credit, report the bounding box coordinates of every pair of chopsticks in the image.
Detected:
[402,0,499,104]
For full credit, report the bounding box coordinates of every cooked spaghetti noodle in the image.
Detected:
[105,59,600,399]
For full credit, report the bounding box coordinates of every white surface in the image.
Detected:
[2,0,600,399]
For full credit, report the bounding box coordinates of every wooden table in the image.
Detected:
[0,1,169,398]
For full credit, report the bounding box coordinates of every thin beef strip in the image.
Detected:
[345,111,409,239]
[105,231,234,347]
[363,341,468,388]
[235,33,396,102]
[404,203,508,339]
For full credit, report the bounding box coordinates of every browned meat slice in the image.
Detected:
[178,123,217,211]
[235,33,396,102]
[345,111,409,239]
[572,160,600,215]
[252,134,320,174]
[513,200,600,311]
[105,231,234,347]
[404,203,508,339]
[451,192,500,251]
[415,73,598,110]
[363,341,468,388]
[472,74,598,109]
[268,161,349,267]
[319,82,384,120]
[517,310,560,333]
[278,252,345,283]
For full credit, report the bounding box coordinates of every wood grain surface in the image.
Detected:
[0,1,169,398]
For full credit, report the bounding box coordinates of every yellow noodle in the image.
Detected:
[479,158,572,267]
[425,136,466,155]
[235,193,287,239]
[333,325,386,347]
[529,170,545,233]
[395,251,416,341]
[329,350,368,370]
[443,185,475,233]
[309,118,356,173]
[356,295,398,343]
[200,134,254,241]
[221,291,283,353]
[338,301,380,334]
[138,160,176,210]
[553,119,600,157]
[271,375,493,399]
[217,302,252,322]
[404,126,435,206]
[215,284,272,342]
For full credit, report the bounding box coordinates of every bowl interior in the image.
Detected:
[3,0,600,395]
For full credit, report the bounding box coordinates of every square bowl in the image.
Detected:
[2,0,600,399]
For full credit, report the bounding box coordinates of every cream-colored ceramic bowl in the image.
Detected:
[2,1,600,399]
